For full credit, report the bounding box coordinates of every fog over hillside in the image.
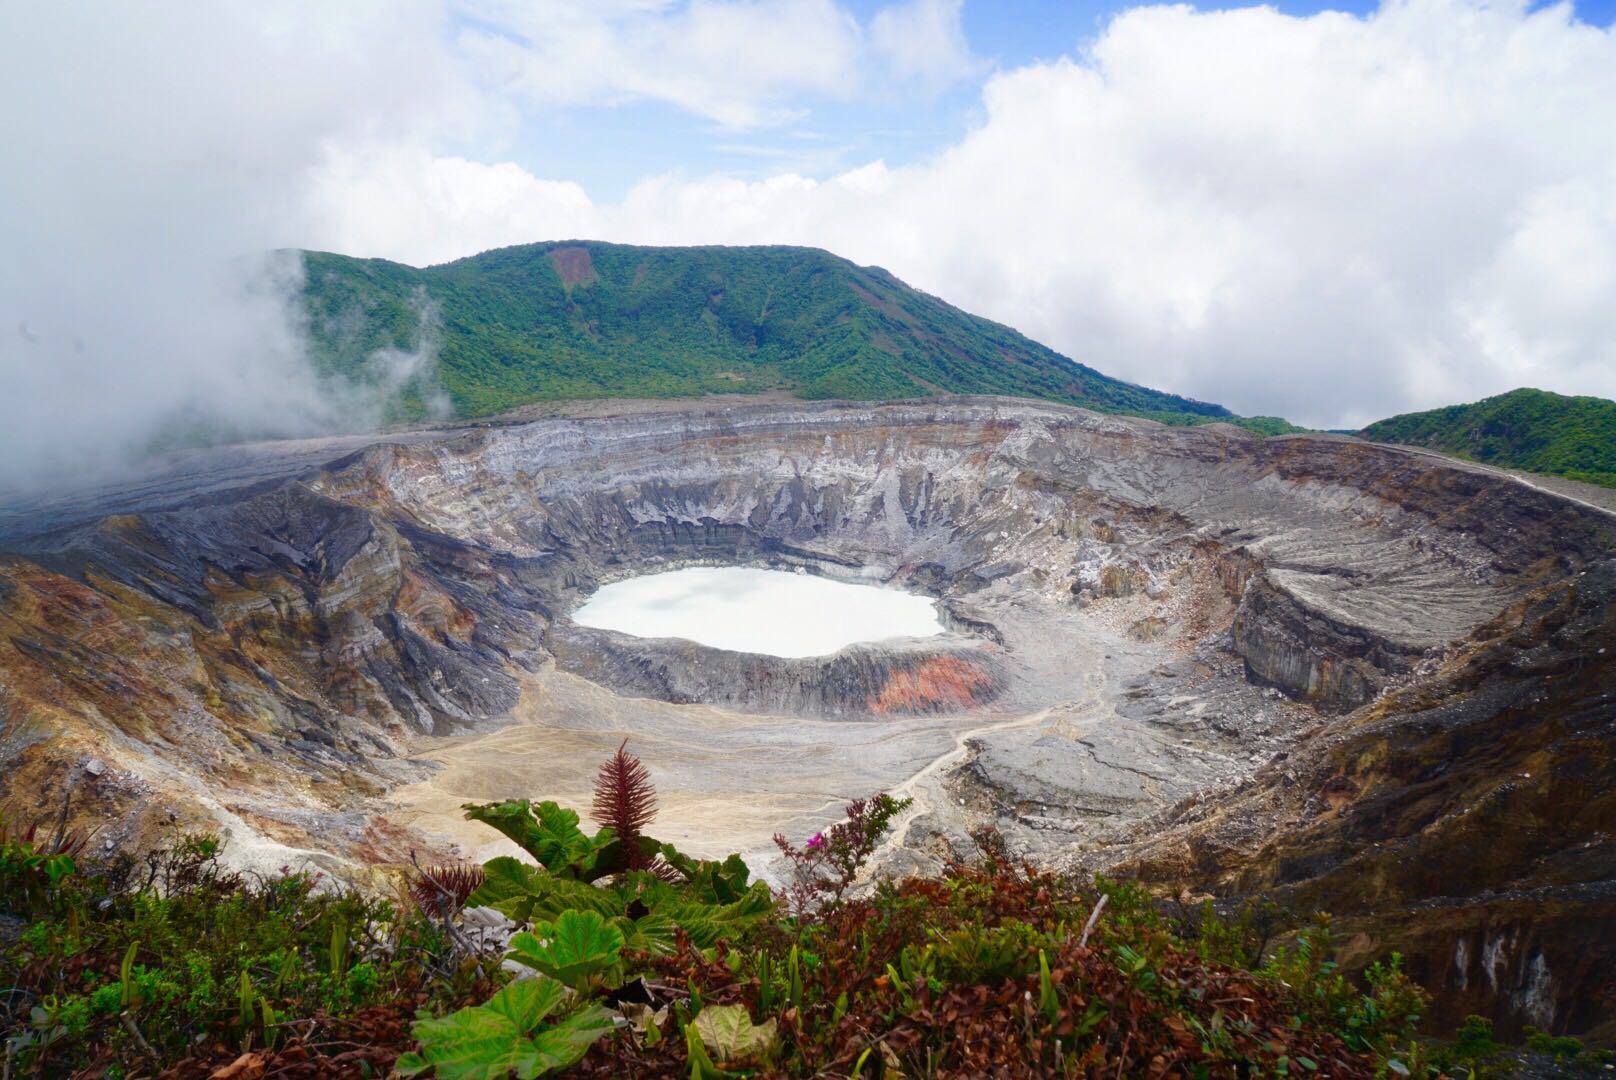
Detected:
[0,4,465,488]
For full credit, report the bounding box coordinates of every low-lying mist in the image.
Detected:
[0,252,450,498]
[0,3,465,497]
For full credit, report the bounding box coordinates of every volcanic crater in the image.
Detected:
[1,396,1613,1035]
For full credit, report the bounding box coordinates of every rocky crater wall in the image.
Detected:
[4,399,1607,804]
[548,616,1005,718]
[0,397,1611,1035]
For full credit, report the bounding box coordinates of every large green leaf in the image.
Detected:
[471,858,621,924]
[614,912,679,955]
[648,881,778,948]
[407,981,560,1080]
[470,857,546,924]
[692,1004,778,1068]
[507,910,624,988]
[409,1002,545,1080]
[463,800,614,877]
[528,1005,616,1072]
[684,1020,738,1080]
[406,979,612,1079]
[658,846,754,903]
[479,978,570,1033]
[393,1051,431,1076]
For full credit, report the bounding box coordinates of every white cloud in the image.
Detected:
[310,0,1616,427]
[1456,170,1616,401]
[870,0,982,89]
[306,146,598,265]
[456,0,979,129]
[0,1,483,485]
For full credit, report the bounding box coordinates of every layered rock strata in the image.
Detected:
[0,397,1610,1034]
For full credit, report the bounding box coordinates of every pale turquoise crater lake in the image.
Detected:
[571,566,945,658]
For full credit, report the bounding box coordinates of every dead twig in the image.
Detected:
[121,1011,157,1059]
[1079,893,1108,948]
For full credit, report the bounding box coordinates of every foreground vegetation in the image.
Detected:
[4,745,1606,1077]
[1361,387,1616,489]
[300,241,1300,434]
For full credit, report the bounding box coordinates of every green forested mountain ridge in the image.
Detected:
[299,240,1244,424]
[1361,387,1616,489]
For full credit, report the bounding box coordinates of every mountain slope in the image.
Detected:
[300,241,1235,422]
[1362,388,1616,488]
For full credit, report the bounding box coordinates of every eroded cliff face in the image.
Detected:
[547,623,1005,718]
[0,398,1610,1032]
[1108,560,1616,1039]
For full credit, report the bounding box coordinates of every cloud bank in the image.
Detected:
[3,0,1614,489]
[0,1,467,487]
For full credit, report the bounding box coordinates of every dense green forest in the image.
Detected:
[1361,388,1616,489]
[300,241,1297,432]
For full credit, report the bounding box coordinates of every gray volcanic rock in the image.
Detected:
[0,395,1611,1034]
[3,397,1607,754]
[548,619,1005,718]
[1104,557,1616,1040]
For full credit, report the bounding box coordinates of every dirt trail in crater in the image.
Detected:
[385,662,997,868]
[871,660,1110,868]
[385,598,1164,878]
[873,706,1056,860]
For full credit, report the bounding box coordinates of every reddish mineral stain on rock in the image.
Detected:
[866,656,993,714]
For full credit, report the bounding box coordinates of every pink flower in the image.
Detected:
[805,832,825,851]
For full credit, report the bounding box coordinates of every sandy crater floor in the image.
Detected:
[385,586,1301,876]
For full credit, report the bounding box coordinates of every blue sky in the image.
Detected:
[493,0,1616,200]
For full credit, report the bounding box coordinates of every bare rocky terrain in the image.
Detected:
[0,396,1611,1038]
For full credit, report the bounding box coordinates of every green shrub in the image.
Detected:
[0,815,484,1075]
[5,746,1547,1079]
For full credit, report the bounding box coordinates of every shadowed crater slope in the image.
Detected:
[0,397,1611,1036]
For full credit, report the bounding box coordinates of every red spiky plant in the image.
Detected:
[593,739,658,871]
[1,797,97,859]
[408,854,485,919]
